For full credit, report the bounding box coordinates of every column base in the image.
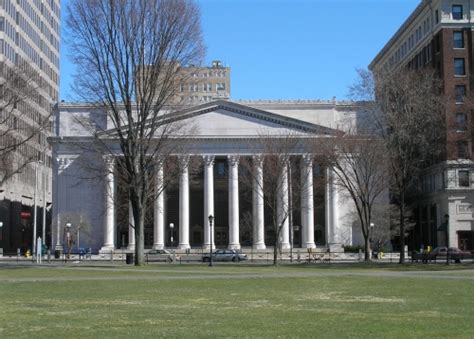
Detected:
[127,244,136,251]
[152,244,164,250]
[203,244,215,250]
[228,243,241,250]
[280,242,291,250]
[253,243,266,250]
[303,242,316,249]
[178,243,190,250]
[99,246,115,254]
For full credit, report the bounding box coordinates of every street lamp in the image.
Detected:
[32,160,43,257]
[169,223,174,247]
[444,214,449,265]
[208,214,214,267]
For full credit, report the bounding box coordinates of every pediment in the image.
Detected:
[103,100,341,138]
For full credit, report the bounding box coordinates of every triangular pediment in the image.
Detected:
[103,100,341,138]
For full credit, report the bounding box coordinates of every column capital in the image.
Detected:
[278,154,290,166]
[178,154,190,168]
[252,154,264,167]
[203,155,215,167]
[228,155,240,167]
[103,155,115,167]
[302,154,314,166]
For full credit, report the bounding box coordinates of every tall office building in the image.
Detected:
[370,0,474,251]
[179,60,231,103]
[0,0,60,253]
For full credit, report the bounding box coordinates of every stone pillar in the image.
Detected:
[278,157,290,250]
[325,167,338,246]
[153,161,165,249]
[178,155,190,249]
[203,155,215,250]
[100,156,115,252]
[301,154,316,248]
[127,201,135,250]
[228,155,240,250]
[252,155,266,249]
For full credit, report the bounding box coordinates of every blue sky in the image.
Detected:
[59,0,420,101]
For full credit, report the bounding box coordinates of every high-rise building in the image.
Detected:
[0,0,60,254]
[370,0,474,252]
[178,60,231,104]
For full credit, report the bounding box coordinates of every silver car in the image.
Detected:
[202,249,247,262]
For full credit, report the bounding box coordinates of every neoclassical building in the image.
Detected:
[50,99,362,252]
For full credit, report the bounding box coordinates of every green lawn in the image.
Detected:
[0,264,473,338]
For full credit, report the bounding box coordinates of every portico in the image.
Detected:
[51,100,357,252]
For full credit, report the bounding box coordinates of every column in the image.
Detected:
[325,167,338,246]
[127,201,135,250]
[252,155,266,249]
[153,161,165,249]
[301,154,316,248]
[228,155,240,249]
[203,155,215,250]
[278,157,290,250]
[100,156,115,252]
[178,155,190,249]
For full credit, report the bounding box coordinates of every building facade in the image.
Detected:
[50,99,362,253]
[0,0,60,253]
[370,0,474,251]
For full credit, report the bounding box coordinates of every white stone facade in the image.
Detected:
[50,100,363,252]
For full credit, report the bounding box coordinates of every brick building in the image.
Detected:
[370,0,474,251]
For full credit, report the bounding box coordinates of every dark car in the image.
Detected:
[429,247,471,263]
[202,249,247,262]
[146,249,179,263]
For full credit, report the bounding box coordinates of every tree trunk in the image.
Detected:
[399,195,405,264]
[365,235,371,262]
[273,246,278,266]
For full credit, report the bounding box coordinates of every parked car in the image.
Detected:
[202,249,247,262]
[146,249,179,263]
[429,247,471,263]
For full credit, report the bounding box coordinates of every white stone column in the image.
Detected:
[278,157,290,250]
[301,154,316,248]
[178,155,190,249]
[325,167,338,246]
[127,201,136,250]
[100,156,115,252]
[203,155,215,250]
[228,155,240,250]
[252,155,266,249]
[153,161,165,249]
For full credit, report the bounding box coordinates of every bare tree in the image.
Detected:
[0,62,51,185]
[350,68,445,263]
[319,127,389,261]
[240,133,301,265]
[66,0,205,265]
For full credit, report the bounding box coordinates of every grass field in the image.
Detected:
[0,263,473,338]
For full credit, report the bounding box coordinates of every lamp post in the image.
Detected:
[208,214,214,267]
[32,160,43,258]
[444,214,449,265]
[169,223,174,247]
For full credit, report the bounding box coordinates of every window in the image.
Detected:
[455,85,466,103]
[216,83,225,91]
[458,141,470,159]
[435,9,439,24]
[453,31,464,48]
[456,113,467,131]
[459,170,470,187]
[453,5,463,20]
[454,58,466,76]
